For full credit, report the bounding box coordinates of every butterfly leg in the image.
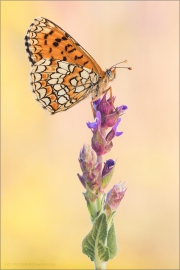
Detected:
[91,96,100,118]
[104,86,116,109]
[104,86,112,100]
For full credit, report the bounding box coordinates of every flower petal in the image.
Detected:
[86,111,101,132]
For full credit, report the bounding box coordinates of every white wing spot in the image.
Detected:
[35,66,46,72]
[51,73,61,79]
[81,78,87,84]
[58,61,69,70]
[35,59,46,65]
[40,97,50,106]
[36,88,46,99]
[29,39,38,45]
[57,68,68,75]
[58,78,63,84]
[75,86,84,93]
[90,73,98,84]
[34,82,41,90]
[71,99,77,103]
[58,96,68,104]
[80,70,89,79]
[34,26,43,33]
[64,94,70,99]
[29,32,36,38]
[54,84,62,91]
[71,78,77,86]
[69,65,75,72]
[34,73,41,82]
[64,86,69,92]
[30,25,36,32]
[41,59,51,66]
[48,78,58,85]
[65,100,72,107]
[58,89,66,96]
[39,23,46,27]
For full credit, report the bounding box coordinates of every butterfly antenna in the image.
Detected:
[110,60,132,70]
[116,66,132,70]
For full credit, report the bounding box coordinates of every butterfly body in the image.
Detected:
[25,17,116,113]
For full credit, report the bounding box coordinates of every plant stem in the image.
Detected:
[94,260,107,270]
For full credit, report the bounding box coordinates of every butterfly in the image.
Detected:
[25,17,130,114]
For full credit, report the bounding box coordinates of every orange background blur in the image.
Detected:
[1,1,179,269]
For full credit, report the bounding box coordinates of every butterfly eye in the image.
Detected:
[106,70,112,78]
[106,69,116,81]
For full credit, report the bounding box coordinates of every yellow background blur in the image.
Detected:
[1,1,179,269]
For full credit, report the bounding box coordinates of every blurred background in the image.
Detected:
[1,1,179,269]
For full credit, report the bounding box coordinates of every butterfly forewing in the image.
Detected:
[25,17,103,75]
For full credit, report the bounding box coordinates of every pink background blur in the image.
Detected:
[2,1,179,269]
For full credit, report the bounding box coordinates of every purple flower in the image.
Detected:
[78,92,128,212]
[86,94,127,156]
[97,93,115,116]
[102,104,128,129]
[87,111,101,132]
[76,90,129,262]
[106,118,123,143]
[96,94,127,129]
[87,111,107,156]
[102,159,115,177]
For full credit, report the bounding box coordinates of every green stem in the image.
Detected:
[93,154,107,269]
[94,260,107,270]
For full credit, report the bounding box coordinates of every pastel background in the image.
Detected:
[1,1,179,269]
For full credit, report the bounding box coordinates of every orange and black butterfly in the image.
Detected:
[25,17,130,114]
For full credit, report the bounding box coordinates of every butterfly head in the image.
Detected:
[107,60,132,82]
[106,68,116,82]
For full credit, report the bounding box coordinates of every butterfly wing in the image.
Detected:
[25,17,104,76]
[31,59,99,113]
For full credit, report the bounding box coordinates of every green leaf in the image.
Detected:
[107,221,118,259]
[82,213,109,262]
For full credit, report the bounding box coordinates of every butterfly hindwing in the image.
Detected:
[30,59,99,113]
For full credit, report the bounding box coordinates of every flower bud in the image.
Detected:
[102,159,115,176]
[98,92,114,116]
[91,128,106,156]
[105,182,127,215]
[79,144,97,172]
[101,159,115,189]
[82,162,102,191]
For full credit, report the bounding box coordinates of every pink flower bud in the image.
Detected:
[79,144,97,172]
[105,182,127,214]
